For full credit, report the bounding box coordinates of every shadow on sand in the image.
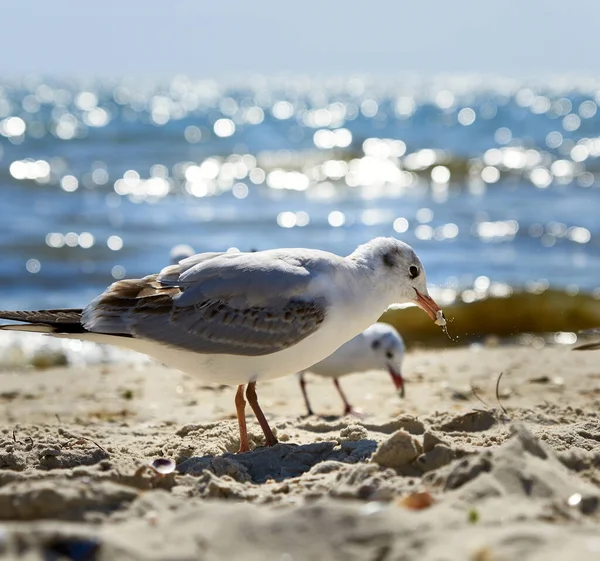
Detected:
[177,439,378,483]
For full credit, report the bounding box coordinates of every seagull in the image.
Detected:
[299,322,406,416]
[0,237,445,453]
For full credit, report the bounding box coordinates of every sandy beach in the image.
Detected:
[0,344,598,559]
[2,1,600,558]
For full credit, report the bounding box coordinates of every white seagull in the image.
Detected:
[299,322,406,416]
[0,237,445,453]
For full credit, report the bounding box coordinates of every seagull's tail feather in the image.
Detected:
[0,309,86,334]
[573,341,600,351]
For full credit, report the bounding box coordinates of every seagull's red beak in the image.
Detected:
[413,289,445,324]
[387,365,405,398]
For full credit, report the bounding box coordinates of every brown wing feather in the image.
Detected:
[0,309,85,333]
[0,309,83,324]
[83,272,328,356]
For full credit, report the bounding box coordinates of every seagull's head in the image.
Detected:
[367,324,407,398]
[355,237,446,326]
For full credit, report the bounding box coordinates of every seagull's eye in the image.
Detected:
[409,265,420,279]
[386,351,393,359]
[371,340,381,350]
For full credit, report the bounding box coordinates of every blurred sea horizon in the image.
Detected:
[1,73,600,325]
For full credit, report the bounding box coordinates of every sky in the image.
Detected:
[2,0,599,78]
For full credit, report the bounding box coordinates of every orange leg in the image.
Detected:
[245,381,278,447]
[299,372,315,416]
[235,384,250,453]
[333,378,362,417]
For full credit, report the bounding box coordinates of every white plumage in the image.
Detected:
[299,322,405,416]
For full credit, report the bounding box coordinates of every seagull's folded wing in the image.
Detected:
[82,251,328,356]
